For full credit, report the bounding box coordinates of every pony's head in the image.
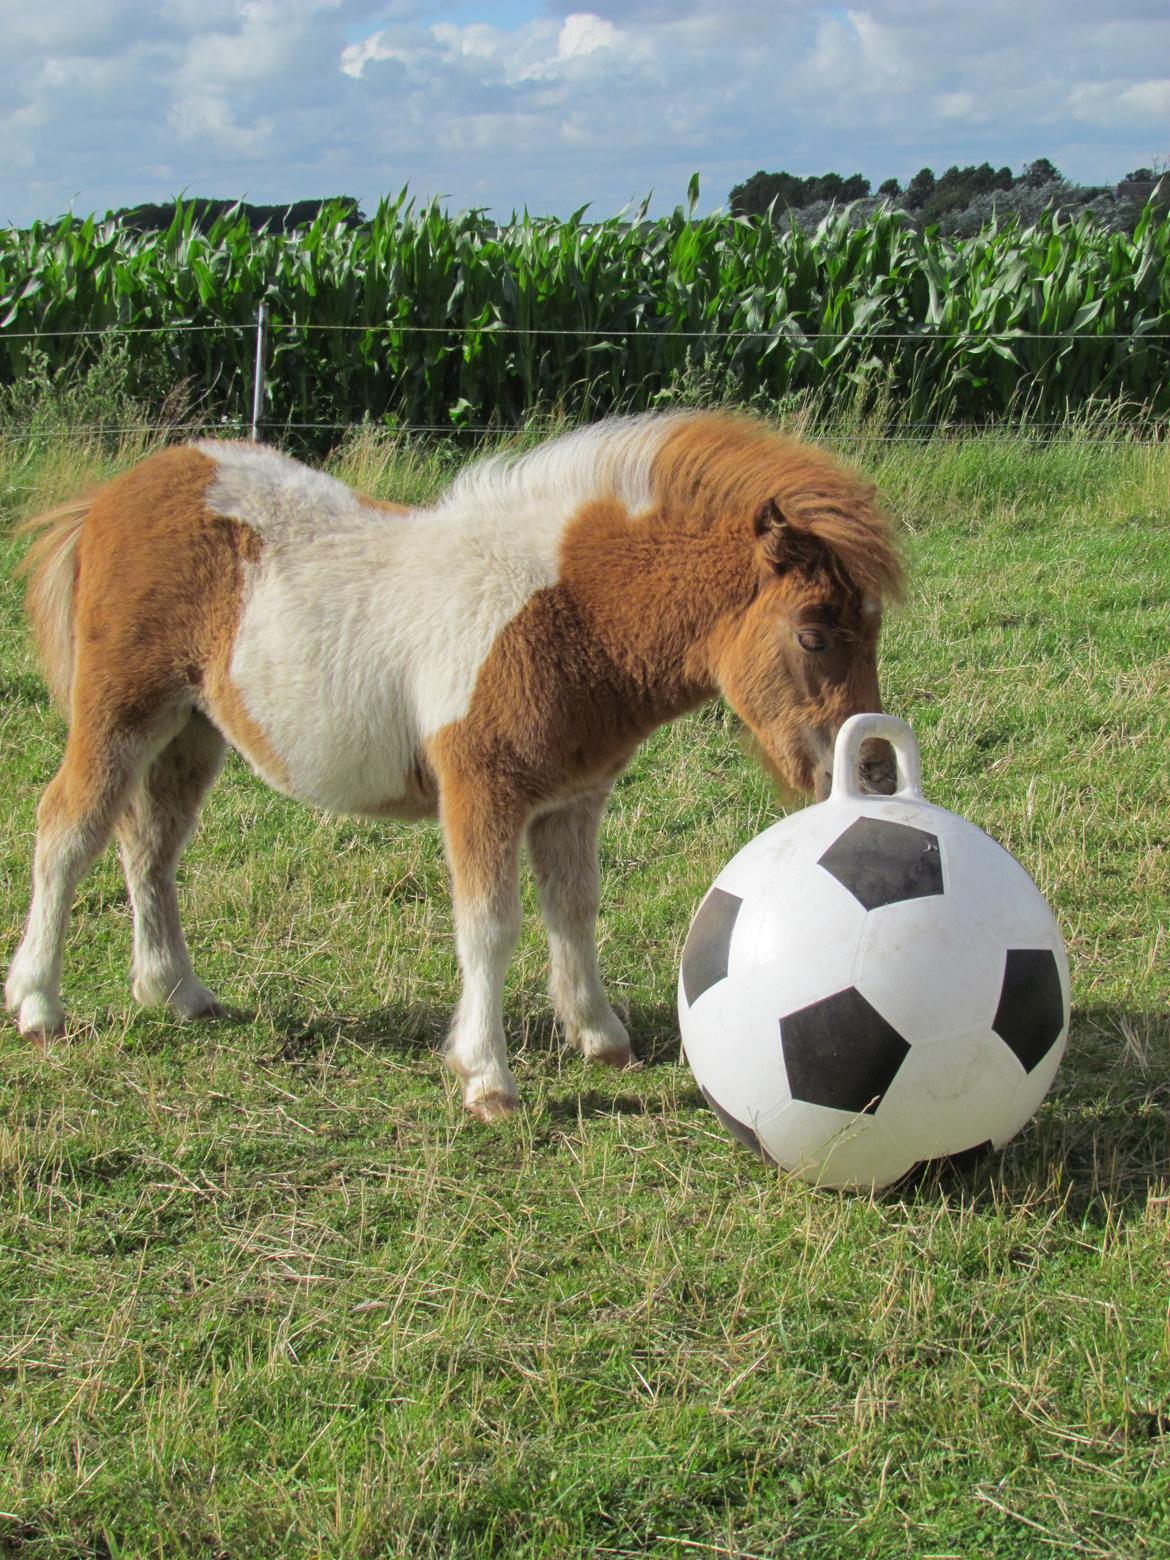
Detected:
[655,416,904,800]
[712,496,900,799]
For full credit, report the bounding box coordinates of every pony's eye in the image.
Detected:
[797,628,829,654]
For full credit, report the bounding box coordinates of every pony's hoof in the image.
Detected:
[186,998,228,1022]
[465,1092,520,1123]
[134,974,224,1020]
[592,1044,638,1070]
[173,979,227,1021]
[15,994,67,1044]
[575,1016,635,1070]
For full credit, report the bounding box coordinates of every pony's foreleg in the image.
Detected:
[438,780,525,1120]
[115,712,227,1019]
[526,790,632,1069]
[5,700,177,1039]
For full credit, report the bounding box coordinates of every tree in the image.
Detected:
[836,173,871,201]
[729,170,801,217]
[112,196,367,233]
[729,169,870,217]
[904,168,936,210]
[919,162,1014,221]
[1020,158,1062,188]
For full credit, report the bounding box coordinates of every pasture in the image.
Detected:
[1,417,1168,1558]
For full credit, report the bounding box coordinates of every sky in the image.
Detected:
[2,0,1168,227]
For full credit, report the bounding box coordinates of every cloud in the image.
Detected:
[342,12,627,89]
[1068,75,1170,128]
[932,92,990,128]
[557,13,618,58]
[2,1,1169,227]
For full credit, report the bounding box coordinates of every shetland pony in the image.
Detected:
[5,412,902,1118]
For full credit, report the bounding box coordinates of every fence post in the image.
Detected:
[251,299,268,443]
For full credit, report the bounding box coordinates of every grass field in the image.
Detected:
[1,416,1168,1558]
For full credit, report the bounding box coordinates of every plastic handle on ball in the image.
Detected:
[831,713,925,801]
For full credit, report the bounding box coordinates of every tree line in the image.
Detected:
[111,197,367,234]
[728,159,1159,224]
[98,163,1166,238]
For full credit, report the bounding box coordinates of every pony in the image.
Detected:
[5,411,903,1119]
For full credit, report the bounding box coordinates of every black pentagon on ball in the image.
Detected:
[818,815,944,910]
[780,987,910,1115]
[681,886,742,1006]
[993,948,1065,1073]
[699,1084,772,1162]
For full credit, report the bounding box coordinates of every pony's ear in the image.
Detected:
[753,498,821,573]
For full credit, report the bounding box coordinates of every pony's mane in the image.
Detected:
[437,409,902,604]
[435,412,684,519]
[651,412,904,605]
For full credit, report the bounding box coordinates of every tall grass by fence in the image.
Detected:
[3,192,1169,439]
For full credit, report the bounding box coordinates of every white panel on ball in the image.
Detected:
[875,1029,1027,1160]
[679,973,793,1144]
[729,866,870,1009]
[757,1098,913,1189]
[854,891,1008,1041]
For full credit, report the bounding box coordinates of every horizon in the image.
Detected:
[8,157,1162,233]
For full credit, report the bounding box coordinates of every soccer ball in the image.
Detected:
[678,714,1069,1189]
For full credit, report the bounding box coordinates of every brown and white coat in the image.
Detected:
[6,411,903,1117]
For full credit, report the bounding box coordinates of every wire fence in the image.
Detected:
[6,322,1170,342]
[1,420,1163,448]
[4,315,1168,446]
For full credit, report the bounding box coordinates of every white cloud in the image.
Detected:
[340,32,400,77]
[169,95,275,158]
[2,1,1170,226]
[933,91,982,123]
[430,21,509,62]
[557,13,618,59]
[344,13,630,90]
[0,0,138,51]
[1117,78,1170,117]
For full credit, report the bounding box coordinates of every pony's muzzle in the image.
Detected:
[858,737,897,795]
[811,735,894,801]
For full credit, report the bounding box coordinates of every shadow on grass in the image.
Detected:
[257,995,687,1069]
[884,1003,1169,1221]
[127,992,1168,1222]
[263,1002,449,1063]
[627,996,1169,1224]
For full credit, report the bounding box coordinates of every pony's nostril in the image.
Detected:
[861,760,896,795]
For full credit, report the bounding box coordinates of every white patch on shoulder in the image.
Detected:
[198,440,361,540]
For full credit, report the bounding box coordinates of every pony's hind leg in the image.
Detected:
[526,789,632,1069]
[115,711,227,1019]
[5,694,187,1039]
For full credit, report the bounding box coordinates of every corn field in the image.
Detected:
[2,192,1169,438]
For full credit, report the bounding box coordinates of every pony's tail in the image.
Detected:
[15,497,91,712]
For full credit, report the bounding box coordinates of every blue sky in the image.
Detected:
[2,1,1167,226]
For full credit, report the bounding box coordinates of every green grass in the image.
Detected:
[0,417,1168,1558]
